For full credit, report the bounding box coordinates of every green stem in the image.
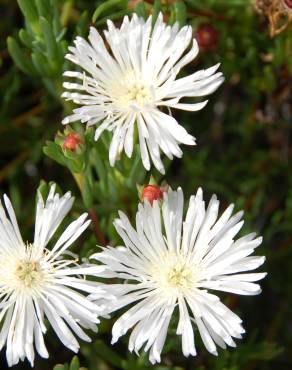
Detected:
[72,172,84,192]
[72,172,106,246]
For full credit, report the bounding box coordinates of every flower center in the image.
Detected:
[126,82,150,107]
[0,244,54,298]
[167,265,193,289]
[111,72,152,110]
[150,253,196,295]
[15,260,42,288]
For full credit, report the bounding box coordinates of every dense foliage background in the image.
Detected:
[0,0,291,369]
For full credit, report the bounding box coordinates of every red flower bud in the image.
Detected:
[63,133,81,151]
[142,185,163,204]
[196,24,219,50]
[283,0,292,9]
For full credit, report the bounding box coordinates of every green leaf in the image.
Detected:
[17,0,41,34]
[56,27,67,43]
[51,0,62,35]
[39,16,59,62]
[152,0,162,25]
[135,1,147,19]
[53,359,73,370]
[127,148,145,187]
[7,37,35,76]
[18,29,33,48]
[60,0,74,26]
[32,39,46,54]
[43,78,61,99]
[92,0,128,23]
[82,179,93,208]
[95,9,131,26]
[149,175,158,186]
[31,51,52,76]
[69,356,80,370]
[248,341,283,361]
[92,340,123,368]
[93,156,106,183]
[35,0,52,19]
[36,180,49,202]
[67,157,84,174]
[76,11,90,37]
[43,142,67,167]
[173,1,187,26]
[53,365,65,370]
[273,36,285,67]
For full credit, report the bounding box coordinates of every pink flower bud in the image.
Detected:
[63,133,81,151]
[283,0,292,9]
[196,24,219,50]
[142,185,163,204]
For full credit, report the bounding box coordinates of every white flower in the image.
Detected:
[91,187,266,364]
[0,185,105,367]
[62,14,224,174]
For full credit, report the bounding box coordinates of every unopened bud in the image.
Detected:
[142,185,163,204]
[63,133,81,151]
[196,24,219,50]
[283,0,292,9]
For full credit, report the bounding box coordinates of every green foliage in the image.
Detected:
[53,355,87,370]
[8,0,67,101]
[209,337,283,369]
[92,0,129,23]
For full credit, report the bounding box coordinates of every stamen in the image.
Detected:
[16,261,41,288]
[167,265,193,289]
[150,252,197,295]
[111,73,152,110]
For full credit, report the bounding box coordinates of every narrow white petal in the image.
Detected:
[92,186,266,364]
[0,187,104,366]
[62,14,223,171]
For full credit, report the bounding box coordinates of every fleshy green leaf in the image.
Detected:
[18,29,33,48]
[43,142,68,167]
[35,0,52,20]
[17,0,41,34]
[69,356,80,370]
[92,0,128,23]
[92,340,124,368]
[7,37,35,75]
[31,51,52,76]
[135,1,147,19]
[152,0,162,25]
[39,16,59,62]
[173,1,187,26]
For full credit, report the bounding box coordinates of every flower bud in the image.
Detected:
[196,24,219,50]
[283,0,292,9]
[142,185,163,204]
[63,133,81,151]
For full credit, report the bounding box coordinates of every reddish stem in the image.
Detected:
[88,208,107,247]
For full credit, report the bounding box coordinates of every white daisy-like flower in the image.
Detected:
[62,14,224,174]
[0,185,105,367]
[91,187,266,364]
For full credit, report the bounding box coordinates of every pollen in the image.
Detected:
[127,82,150,106]
[15,260,42,288]
[150,252,197,295]
[112,73,152,110]
[167,265,193,290]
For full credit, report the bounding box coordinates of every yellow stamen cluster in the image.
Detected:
[150,253,197,296]
[15,261,41,288]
